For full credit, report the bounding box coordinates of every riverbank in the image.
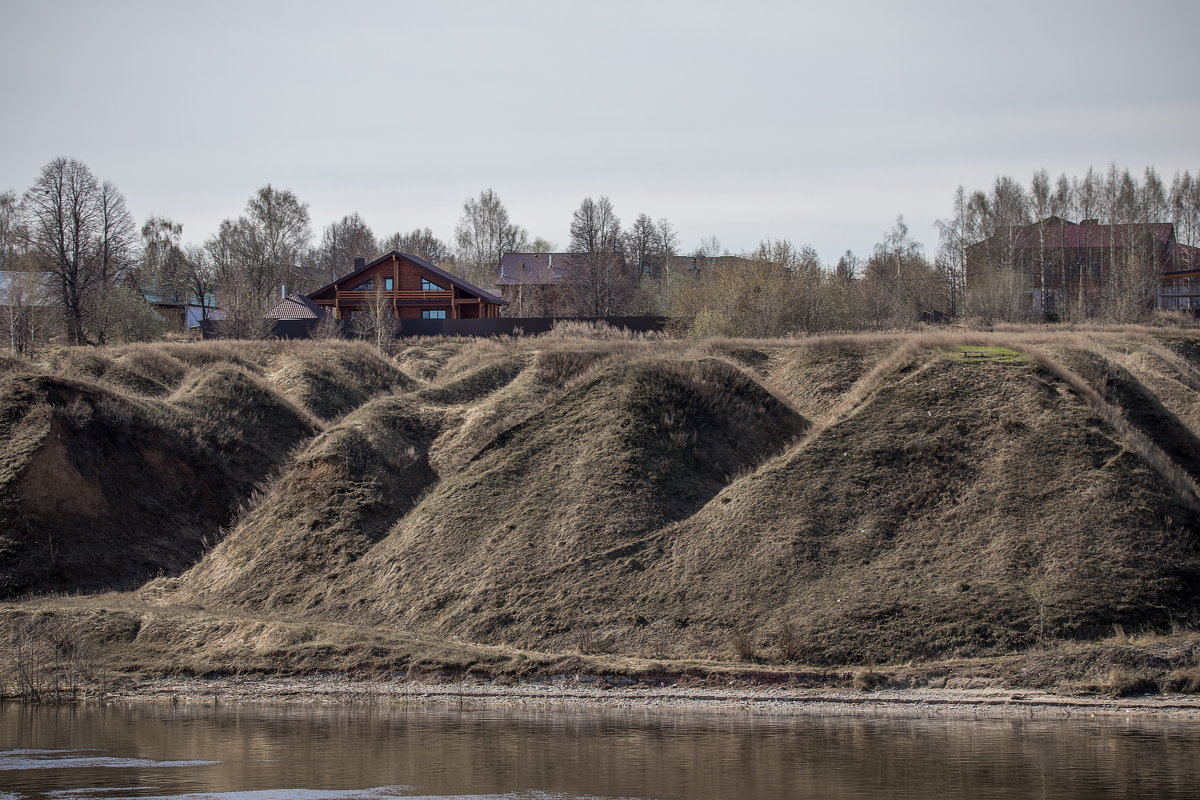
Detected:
[96,676,1200,720]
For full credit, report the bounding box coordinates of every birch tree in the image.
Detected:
[454,189,528,288]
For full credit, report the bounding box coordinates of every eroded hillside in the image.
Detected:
[2,329,1199,669]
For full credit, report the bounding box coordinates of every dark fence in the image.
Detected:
[391,316,668,337]
[202,316,669,340]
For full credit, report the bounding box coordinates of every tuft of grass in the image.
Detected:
[1162,668,1200,694]
[1107,668,1159,698]
[852,668,886,692]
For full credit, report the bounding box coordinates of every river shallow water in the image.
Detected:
[1,702,1197,799]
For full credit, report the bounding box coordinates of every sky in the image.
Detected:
[2,0,1198,264]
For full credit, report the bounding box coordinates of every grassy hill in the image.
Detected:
[2,328,1199,687]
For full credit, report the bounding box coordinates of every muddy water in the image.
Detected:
[1,702,1197,799]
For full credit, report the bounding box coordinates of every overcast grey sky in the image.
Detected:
[2,0,1197,263]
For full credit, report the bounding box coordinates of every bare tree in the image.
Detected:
[865,216,944,325]
[380,227,452,264]
[454,189,528,288]
[140,216,187,300]
[20,158,136,345]
[314,213,377,281]
[569,197,630,315]
[206,185,312,336]
[935,186,970,316]
[835,249,861,281]
[182,243,218,323]
[355,287,396,352]
[244,184,312,294]
[625,213,658,278]
[1171,171,1200,270]
[693,235,724,258]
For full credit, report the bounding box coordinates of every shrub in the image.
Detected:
[0,615,96,701]
[776,621,804,663]
[730,628,757,662]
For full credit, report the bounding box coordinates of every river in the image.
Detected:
[1,702,1197,799]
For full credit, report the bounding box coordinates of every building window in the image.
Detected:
[351,278,374,291]
[421,278,446,291]
[384,277,394,290]
[422,309,446,319]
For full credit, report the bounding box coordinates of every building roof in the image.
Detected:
[664,254,759,273]
[496,253,587,285]
[309,251,506,304]
[973,219,1177,251]
[496,252,763,286]
[265,293,328,320]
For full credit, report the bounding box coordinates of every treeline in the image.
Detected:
[2,157,1196,355]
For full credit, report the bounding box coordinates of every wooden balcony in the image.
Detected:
[334,289,453,305]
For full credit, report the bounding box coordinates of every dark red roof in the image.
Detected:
[496,253,587,285]
[979,219,1176,250]
[265,293,327,320]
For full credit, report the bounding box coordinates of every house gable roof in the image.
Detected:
[308,252,506,305]
[266,292,328,320]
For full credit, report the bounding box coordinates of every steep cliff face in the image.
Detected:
[5,331,1200,666]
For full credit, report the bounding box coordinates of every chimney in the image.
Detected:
[548,253,553,268]
[353,257,366,270]
[1081,219,1099,226]
[281,284,286,299]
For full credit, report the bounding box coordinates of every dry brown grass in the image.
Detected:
[4,326,1200,678]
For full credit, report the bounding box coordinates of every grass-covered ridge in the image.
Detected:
[2,327,1200,694]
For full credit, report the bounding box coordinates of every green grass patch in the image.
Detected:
[949,345,1028,365]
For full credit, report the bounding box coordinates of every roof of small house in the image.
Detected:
[309,251,506,304]
[265,293,328,320]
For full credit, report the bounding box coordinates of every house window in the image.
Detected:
[422,309,446,319]
[421,278,446,291]
[384,277,394,290]
[351,278,374,291]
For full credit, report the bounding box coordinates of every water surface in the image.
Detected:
[1,702,1196,799]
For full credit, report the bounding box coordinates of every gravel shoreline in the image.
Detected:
[99,677,1200,720]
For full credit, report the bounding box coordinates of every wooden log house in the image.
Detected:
[307,251,506,320]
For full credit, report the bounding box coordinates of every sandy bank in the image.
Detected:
[100,677,1200,720]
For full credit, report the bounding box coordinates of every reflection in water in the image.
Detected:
[0,702,1197,799]
[0,750,218,771]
